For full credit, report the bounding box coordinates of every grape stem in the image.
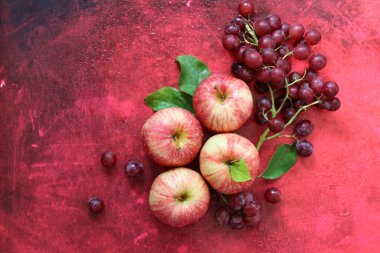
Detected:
[256,128,270,151]
[217,192,229,205]
[288,70,307,87]
[266,100,321,140]
[268,84,276,117]
[282,51,293,59]
[255,70,314,151]
[244,22,258,45]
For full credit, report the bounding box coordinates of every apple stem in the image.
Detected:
[172,135,181,150]
[214,86,226,101]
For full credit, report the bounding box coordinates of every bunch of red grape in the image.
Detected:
[223,0,341,156]
[214,191,262,229]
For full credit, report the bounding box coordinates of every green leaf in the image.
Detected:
[176,55,211,96]
[260,144,298,179]
[229,159,252,183]
[144,86,195,113]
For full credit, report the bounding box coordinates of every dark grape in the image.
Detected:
[297,86,314,104]
[229,213,244,229]
[242,192,255,203]
[235,45,248,63]
[309,54,327,71]
[275,57,291,74]
[244,48,263,68]
[293,44,310,60]
[210,192,220,208]
[272,79,285,89]
[254,111,268,125]
[294,99,306,110]
[304,29,321,45]
[300,81,310,88]
[254,81,269,93]
[101,151,117,169]
[309,76,324,94]
[268,117,285,133]
[232,62,255,82]
[255,19,272,36]
[232,16,246,30]
[275,96,291,110]
[288,72,302,83]
[256,96,272,112]
[272,29,285,46]
[278,45,291,57]
[258,35,276,49]
[289,24,305,41]
[264,187,282,203]
[215,208,230,225]
[295,120,313,136]
[255,67,272,83]
[266,14,281,30]
[222,34,240,50]
[225,24,240,35]
[305,69,318,80]
[323,81,339,98]
[295,139,313,157]
[270,67,286,87]
[238,1,255,17]
[88,197,105,213]
[282,107,297,123]
[125,160,144,176]
[261,48,277,64]
[323,97,341,111]
[281,22,290,37]
[287,86,298,101]
[229,193,245,211]
[244,201,261,226]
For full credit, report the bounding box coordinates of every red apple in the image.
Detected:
[193,73,253,132]
[141,107,203,166]
[149,167,210,227]
[199,133,259,194]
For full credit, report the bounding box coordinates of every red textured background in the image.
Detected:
[1,0,379,252]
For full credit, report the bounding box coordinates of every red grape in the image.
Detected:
[264,187,282,203]
[323,81,339,98]
[222,34,240,50]
[289,23,305,41]
[293,44,310,60]
[261,48,277,64]
[266,14,282,30]
[258,35,276,49]
[225,24,240,35]
[309,76,324,94]
[238,1,255,17]
[255,19,272,36]
[297,86,315,104]
[309,54,327,71]
[268,116,285,133]
[305,29,321,45]
[295,139,313,156]
[244,49,263,68]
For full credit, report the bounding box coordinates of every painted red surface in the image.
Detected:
[0,0,379,252]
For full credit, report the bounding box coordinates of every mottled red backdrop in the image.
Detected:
[1,0,379,252]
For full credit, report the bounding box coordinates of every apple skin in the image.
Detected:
[199,133,259,194]
[149,167,210,227]
[141,107,203,167]
[193,73,253,133]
